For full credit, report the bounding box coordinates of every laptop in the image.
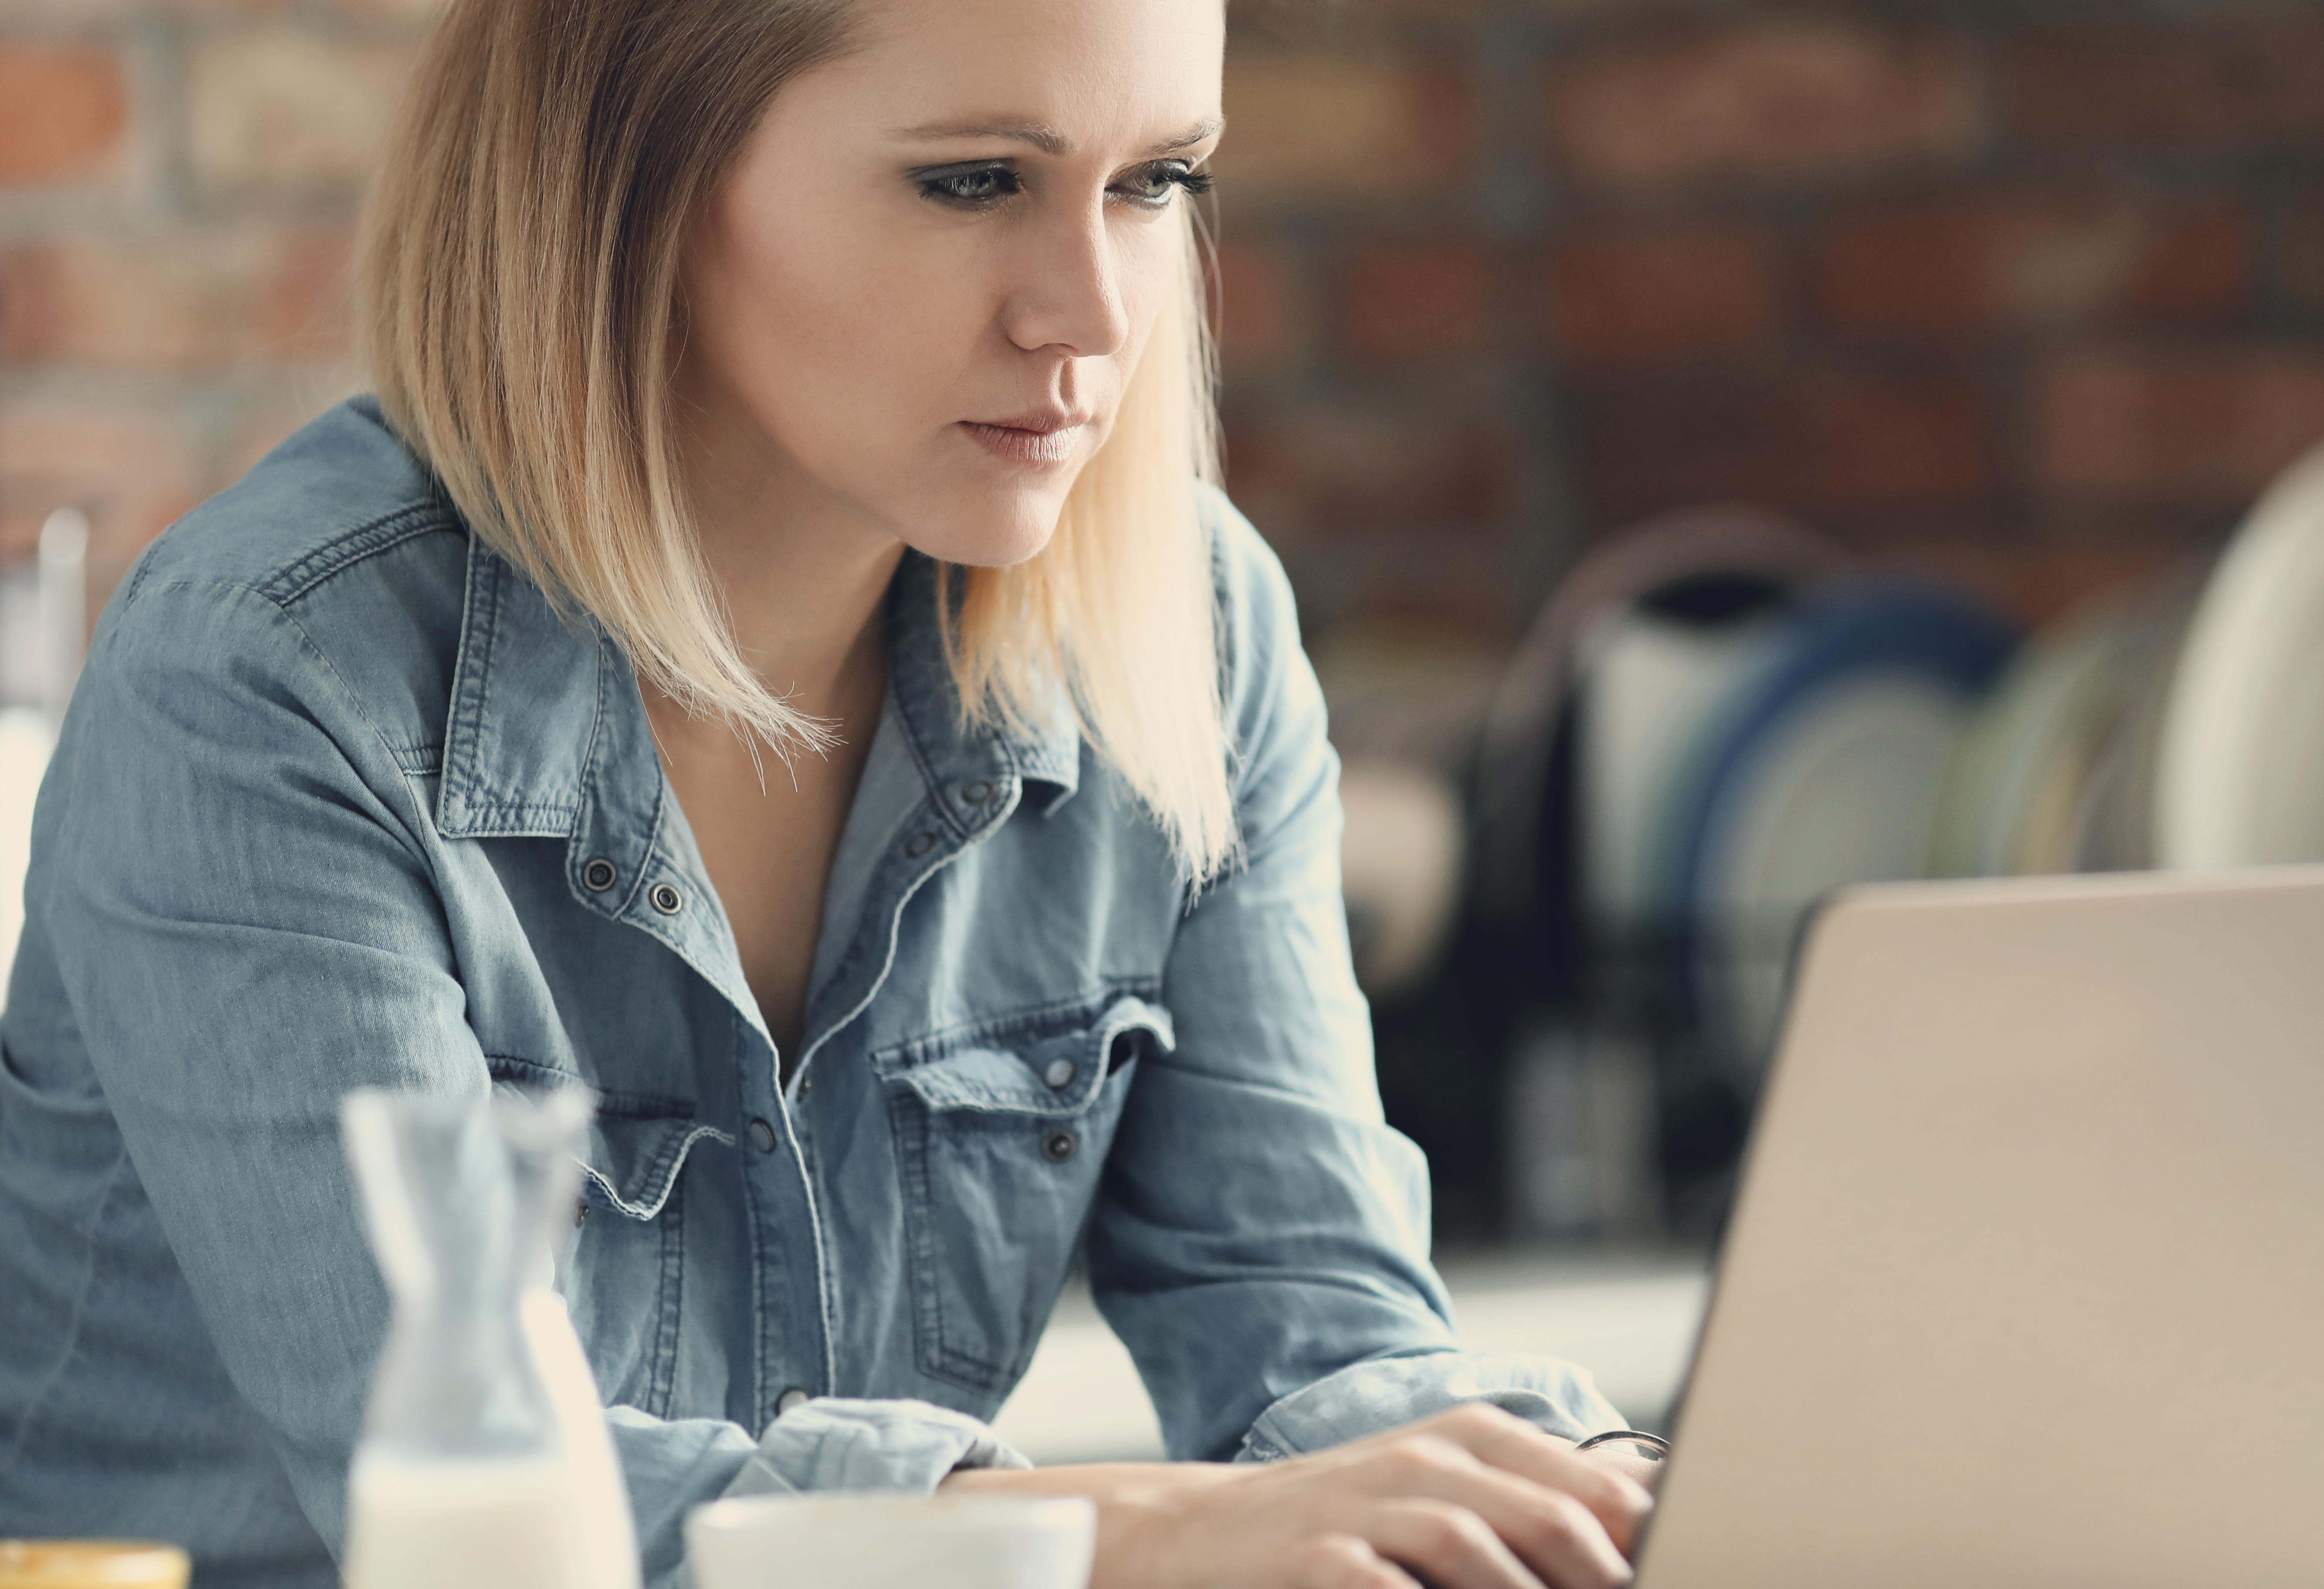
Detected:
[1637,866,2324,1588]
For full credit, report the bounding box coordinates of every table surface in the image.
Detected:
[990,1251,1711,1465]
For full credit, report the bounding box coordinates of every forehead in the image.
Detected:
[838,0,1225,134]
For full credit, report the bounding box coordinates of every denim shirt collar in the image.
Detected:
[432,530,1082,845]
[880,552,1084,819]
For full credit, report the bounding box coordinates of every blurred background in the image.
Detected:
[7,0,2324,1448]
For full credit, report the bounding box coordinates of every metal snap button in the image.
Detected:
[582,857,617,892]
[1042,1058,1075,1089]
[905,832,937,858]
[649,882,683,915]
[776,1387,811,1415]
[748,1116,777,1154]
[1042,1129,1076,1163]
[961,780,993,804]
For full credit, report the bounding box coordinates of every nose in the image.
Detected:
[1000,202,1132,360]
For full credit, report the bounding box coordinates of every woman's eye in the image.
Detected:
[1112,161,1216,208]
[914,162,1024,207]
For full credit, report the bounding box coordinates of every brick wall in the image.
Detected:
[1218,0,2324,640]
[0,0,428,602]
[6,0,2324,638]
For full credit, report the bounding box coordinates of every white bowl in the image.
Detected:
[684,1492,1096,1589]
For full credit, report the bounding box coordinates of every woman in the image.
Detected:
[0,0,1657,1584]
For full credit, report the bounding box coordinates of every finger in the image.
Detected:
[1291,1532,1426,1589]
[1339,1441,1634,1589]
[1574,1444,1664,1499]
[1418,1407,1654,1553]
[1359,1499,1550,1589]
[1411,1466,1637,1589]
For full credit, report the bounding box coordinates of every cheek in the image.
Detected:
[1111,225,1177,360]
[705,209,973,446]
[685,187,1187,562]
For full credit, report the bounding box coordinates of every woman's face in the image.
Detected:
[678,0,1226,568]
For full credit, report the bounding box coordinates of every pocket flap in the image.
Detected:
[880,994,1175,1117]
[577,1115,733,1221]
[487,1061,729,1222]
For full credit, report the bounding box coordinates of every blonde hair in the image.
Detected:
[356,0,1238,881]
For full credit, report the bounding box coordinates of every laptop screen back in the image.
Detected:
[1639,868,2324,1589]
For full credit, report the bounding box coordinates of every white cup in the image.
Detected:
[684,1493,1097,1589]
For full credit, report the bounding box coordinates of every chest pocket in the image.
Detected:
[875,993,1173,1403]
[492,1064,731,1421]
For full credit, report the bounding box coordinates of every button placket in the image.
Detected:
[572,680,834,1411]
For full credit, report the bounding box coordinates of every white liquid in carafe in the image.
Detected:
[344,1454,585,1589]
[522,1291,642,1589]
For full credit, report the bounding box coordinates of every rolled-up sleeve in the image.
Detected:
[1086,496,1624,1463]
[1235,1351,1622,1462]
[611,1399,1027,1578]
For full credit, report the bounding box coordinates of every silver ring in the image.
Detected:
[1574,1428,1670,1460]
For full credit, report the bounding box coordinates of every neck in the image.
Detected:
[656,392,907,751]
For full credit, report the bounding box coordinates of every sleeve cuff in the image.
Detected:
[723,1397,1033,1497]
[1233,1349,1627,1464]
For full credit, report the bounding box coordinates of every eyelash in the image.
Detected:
[912,159,1215,212]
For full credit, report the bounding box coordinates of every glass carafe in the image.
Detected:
[340,1086,639,1589]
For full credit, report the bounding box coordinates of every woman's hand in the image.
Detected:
[944,1403,1655,1589]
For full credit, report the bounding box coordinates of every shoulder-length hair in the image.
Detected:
[356,0,1237,881]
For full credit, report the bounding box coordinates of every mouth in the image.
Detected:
[958,410,1092,468]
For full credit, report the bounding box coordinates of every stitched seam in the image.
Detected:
[259,599,434,839]
[441,797,577,821]
[789,765,1032,1080]
[890,717,981,844]
[886,1054,1140,1119]
[117,549,159,611]
[577,641,651,916]
[872,981,1163,1068]
[130,579,430,865]
[628,743,674,921]
[260,507,457,606]
[566,636,613,897]
[774,1080,840,1395]
[483,1053,692,1120]
[397,769,437,840]
[648,1179,684,1418]
[573,1124,732,1220]
[797,1105,840,1397]
[890,1085,999,1389]
[786,832,975,1080]
[741,1011,776,1420]
[442,541,501,818]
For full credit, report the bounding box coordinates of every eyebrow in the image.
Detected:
[891,116,1226,159]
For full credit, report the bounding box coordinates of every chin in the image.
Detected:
[900,491,1068,570]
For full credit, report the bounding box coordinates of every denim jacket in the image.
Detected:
[0,398,1621,1586]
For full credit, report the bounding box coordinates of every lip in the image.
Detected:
[958,410,1092,468]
